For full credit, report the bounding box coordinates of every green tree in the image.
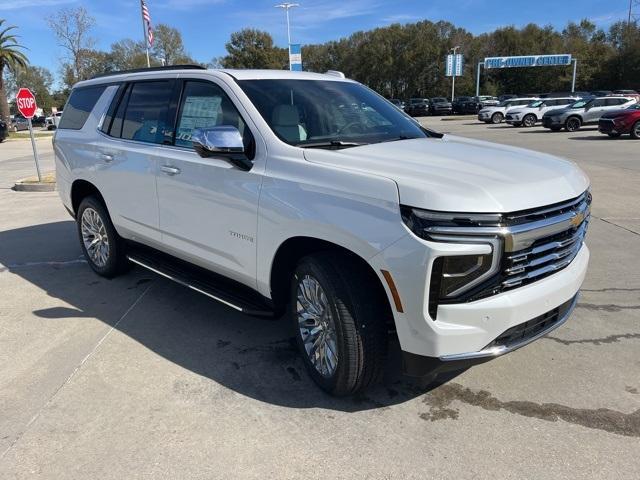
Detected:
[221,29,287,69]
[151,24,196,65]
[5,65,54,112]
[0,19,28,122]
[110,39,150,70]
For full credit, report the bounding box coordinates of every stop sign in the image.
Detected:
[16,88,37,118]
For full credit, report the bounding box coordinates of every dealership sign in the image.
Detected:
[484,54,572,69]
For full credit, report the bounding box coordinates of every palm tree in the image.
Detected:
[0,20,28,122]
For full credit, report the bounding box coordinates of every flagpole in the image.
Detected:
[140,0,150,67]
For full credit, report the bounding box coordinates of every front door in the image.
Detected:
[156,79,264,288]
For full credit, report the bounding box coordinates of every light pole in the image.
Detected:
[275,3,299,47]
[450,46,460,102]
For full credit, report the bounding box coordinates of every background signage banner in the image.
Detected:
[445,54,464,77]
[484,54,572,69]
[289,43,302,71]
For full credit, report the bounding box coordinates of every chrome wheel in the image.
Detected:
[633,122,640,139]
[296,274,338,378]
[81,207,110,267]
[523,114,536,127]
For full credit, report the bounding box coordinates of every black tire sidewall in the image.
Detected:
[631,121,640,139]
[566,117,581,131]
[523,114,536,127]
[290,257,355,394]
[77,196,126,278]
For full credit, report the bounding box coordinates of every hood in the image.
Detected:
[601,108,635,119]
[303,136,589,213]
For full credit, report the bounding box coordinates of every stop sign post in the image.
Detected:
[16,88,42,182]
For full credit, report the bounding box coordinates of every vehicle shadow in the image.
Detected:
[568,135,634,141]
[1,221,462,412]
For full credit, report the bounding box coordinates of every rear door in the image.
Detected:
[583,98,606,122]
[96,79,176,243]
[604,97,630,114]
[155,77,265,288]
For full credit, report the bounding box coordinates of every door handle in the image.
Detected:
[161,165,181,175]
[99,153,114,162]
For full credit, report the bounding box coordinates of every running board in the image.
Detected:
[126,246,275,317]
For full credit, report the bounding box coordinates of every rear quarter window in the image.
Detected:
[58,86,107,130]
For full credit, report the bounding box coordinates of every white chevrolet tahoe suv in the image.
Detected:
[54,67,591,396]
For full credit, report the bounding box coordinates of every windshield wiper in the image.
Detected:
[299,140,368,149]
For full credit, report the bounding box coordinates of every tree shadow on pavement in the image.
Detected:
[0,221,463,412]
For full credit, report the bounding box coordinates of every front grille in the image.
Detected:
[502,220,587,289]
[484,296,575,349]
[598,119,614,132]
[439,192,591,304]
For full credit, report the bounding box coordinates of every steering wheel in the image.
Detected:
[337,121,365,135]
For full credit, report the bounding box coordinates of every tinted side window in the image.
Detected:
[58,86,107,130]
[591,99,606,107]
[121,81,173,144]
[605,98,624,106]
[175,81,248,148]
[100,83,126,135]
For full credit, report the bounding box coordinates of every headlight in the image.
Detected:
[401,206,503,318]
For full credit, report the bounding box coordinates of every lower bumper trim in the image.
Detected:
[402,293,579,377]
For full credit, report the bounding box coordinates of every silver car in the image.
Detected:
[542,97,636,132]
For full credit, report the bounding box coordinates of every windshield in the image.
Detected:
[238,80,428,147]
[570,100,588,108]
[432,97,447,103]
[627,103,640,110]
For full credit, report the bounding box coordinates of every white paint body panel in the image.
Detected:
[55,69,590,359]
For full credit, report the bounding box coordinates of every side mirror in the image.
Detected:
[192,126,252,171]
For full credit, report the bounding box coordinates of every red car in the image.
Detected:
[598,103,640,139]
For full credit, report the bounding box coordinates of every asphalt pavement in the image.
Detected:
[0,122,638,479]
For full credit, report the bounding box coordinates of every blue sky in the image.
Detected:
[0,0,631,78]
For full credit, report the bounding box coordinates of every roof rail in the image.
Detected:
[91,64,206,80]
[325,70,346,78]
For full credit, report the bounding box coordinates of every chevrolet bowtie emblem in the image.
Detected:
[570,211,585,227]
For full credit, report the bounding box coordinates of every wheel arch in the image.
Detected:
[269,236,394,322]
[71,179,105,217]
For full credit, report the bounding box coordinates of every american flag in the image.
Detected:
[141,0,154,46]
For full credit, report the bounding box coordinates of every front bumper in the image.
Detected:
[370,232,589,359]
[403,293,578,376]
[543,116,563,128]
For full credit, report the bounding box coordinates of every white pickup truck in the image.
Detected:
[53,67,590,395]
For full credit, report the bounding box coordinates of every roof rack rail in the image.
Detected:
[325,70,346,78]
[91,64,206,80]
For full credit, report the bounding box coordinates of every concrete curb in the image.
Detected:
[13,181,56,192]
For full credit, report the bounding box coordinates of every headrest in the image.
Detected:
[272,105,300,126]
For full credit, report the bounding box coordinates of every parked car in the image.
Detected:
[542,97,636,132]
[598,103,640,139]
[32,115,47,127]
[388,98,405,110]
[611,90,640,102]
[505,97,578,127]
[428,97,452,115]
[46,112,63,130]
[590,90,612,97]
[543,91,586,99]
[452,96,473,114]
[10,116,29,132]
[54,67,591,395]
[0,119,7,142]
[405,98,430,117]
[456,96,499,114]
[478,97,539,124]
[497,94,517,102]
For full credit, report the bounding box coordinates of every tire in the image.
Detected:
[291,253,388,396]
[522,114,537,127]
[491,112,503,124]
[631,121,640,139]
[565,116,582,132]
[607,132,622,138]
[76,195,129,278]
[550,126,562,132]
